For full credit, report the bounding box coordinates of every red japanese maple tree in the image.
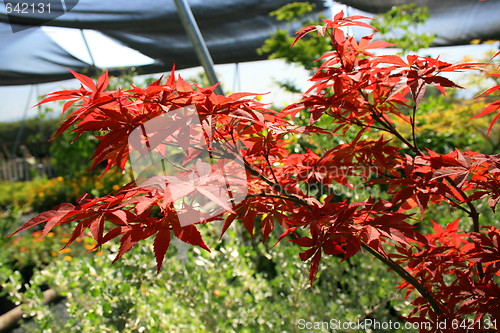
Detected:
[12,12,500,331]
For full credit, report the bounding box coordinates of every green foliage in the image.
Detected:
[0,224,94,270]
[0,224,412,332]
[0,118,57,158]
[257,2,331,72]
[0,180,36,210]
[0,170,126,213]
[270,1,315,22]
[372,4,435,54]
[413,95,500,154]
[49,129,100,178]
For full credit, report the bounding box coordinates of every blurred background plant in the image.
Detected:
[0,170,126,214]
[372,3,435,54]
[1,223,413,333]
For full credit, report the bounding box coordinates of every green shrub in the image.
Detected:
[2,225,413,333]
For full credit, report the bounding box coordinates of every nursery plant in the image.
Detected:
[10,12,500,331]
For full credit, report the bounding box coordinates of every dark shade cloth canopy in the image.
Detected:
[0,0,499,86]
[0,0,327,86]
[0,22,92,85]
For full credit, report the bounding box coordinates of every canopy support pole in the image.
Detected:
[80,29,98,71]
[233,62,241,92]
[11,85,34,158]
[173,0,224,95]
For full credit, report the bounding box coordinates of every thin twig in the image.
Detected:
[411,104,419,152]
[361,242,443,316]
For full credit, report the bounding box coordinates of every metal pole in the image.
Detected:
[80,29,98,71]
[11,85,34,158]
[233,62,241,92]
[173,0,224,95]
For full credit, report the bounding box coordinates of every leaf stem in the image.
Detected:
[360,242,443,316]
[444,178,484,279]
[411,104,419,152]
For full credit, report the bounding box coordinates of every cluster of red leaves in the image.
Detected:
[375,149,500,214]
[283,12,499,327]
[286,12,482,137]
[13,66,293,272]
[11,11,500,331]
[472,51,500,135]
[392,221,500,329]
